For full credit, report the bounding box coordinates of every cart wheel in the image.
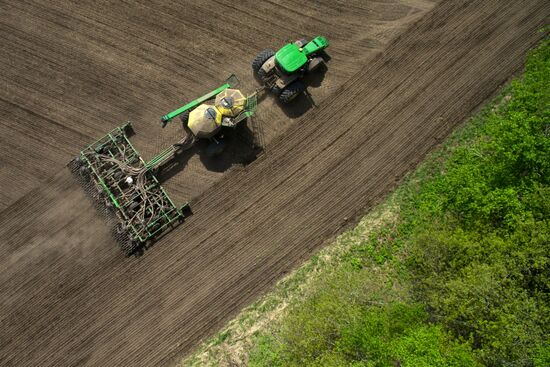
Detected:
[180,110,190,124]
[205,140,226,157]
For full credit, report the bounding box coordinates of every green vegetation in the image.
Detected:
[247,38,549,366]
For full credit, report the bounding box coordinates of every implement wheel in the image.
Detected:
[180,110,190,124]
[119,235,139,257]
[79,166,90,178]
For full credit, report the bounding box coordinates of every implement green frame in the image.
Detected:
[75,122,189,247]
[160,74,240,125]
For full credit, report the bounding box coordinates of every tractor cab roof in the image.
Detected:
[275,43,308,73]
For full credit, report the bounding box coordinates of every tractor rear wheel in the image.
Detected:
[307,57,325,72]
[252,49,275,74]
[279,81,306,103]
[257,68,268,82]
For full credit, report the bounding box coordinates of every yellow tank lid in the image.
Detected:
[215,89,246,117]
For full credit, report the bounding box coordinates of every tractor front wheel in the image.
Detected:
[252,49,275,74]
[279,81,306,104]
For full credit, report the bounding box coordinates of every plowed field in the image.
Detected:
[1,0,548,366]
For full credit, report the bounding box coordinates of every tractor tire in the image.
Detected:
[294,38,308,48]
[307,57,324,72]
[279,81,306,104]
[252,49,275,74]
[257,68,267,82]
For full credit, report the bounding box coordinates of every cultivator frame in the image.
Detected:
[68,122,189,255]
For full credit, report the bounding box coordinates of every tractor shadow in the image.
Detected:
[279,62,328,118]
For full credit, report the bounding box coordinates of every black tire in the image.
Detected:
[252,49,275,74]
[205,140,226,157]
[180,110,190,124]
[307,57,324,72]
[257,68,267,82]
[279,81,306,103]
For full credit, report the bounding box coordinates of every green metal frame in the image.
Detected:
[225,93,259,126]
[160,74,240,125]
[77,122,189,244]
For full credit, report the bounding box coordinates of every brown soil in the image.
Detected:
[0,0,548,366]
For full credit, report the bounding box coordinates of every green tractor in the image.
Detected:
[252,36,329,103]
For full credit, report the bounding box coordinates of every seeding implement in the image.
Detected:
[69,75,258,255]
